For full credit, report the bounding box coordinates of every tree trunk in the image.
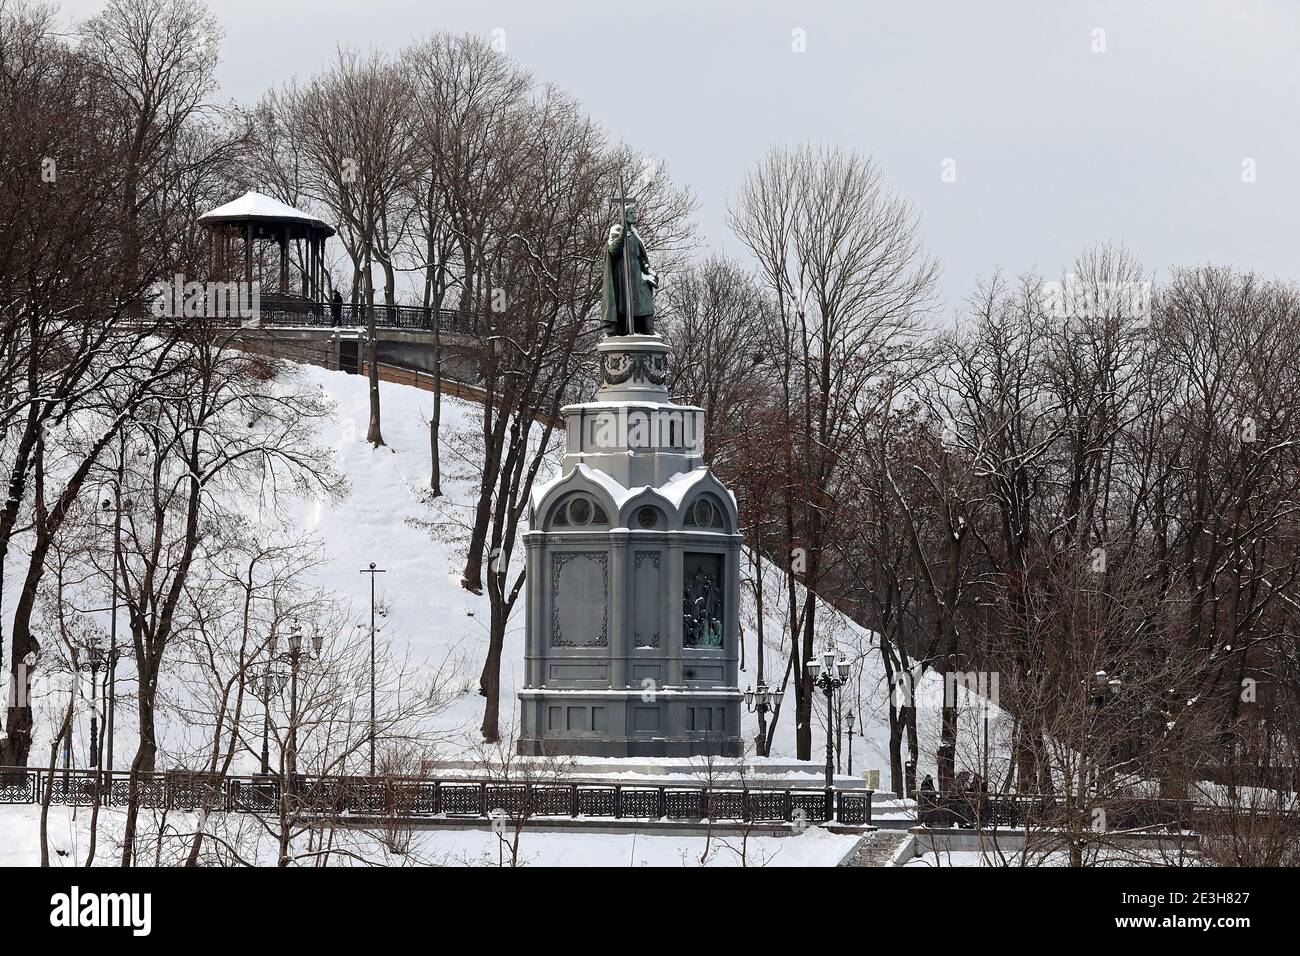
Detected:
[429,301,443,496]
[39,698,74,868]
[888,703,903,797]
[881,642,904,794]
[794,670,812,761]
[363,249,384,447]
[0,410,42,765]
[479,610,506,743]
[2,430,55,768]
[120,672,158,866]
[903,704,919,796]
[460,384,503,593]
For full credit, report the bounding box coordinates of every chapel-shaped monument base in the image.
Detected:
[517,334,743,757]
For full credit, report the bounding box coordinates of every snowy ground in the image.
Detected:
[0,803,857,868]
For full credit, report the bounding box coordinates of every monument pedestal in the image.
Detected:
[518,334,743,757]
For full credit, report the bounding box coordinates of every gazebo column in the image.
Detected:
[244,222,253,288]
[279,225,289,295]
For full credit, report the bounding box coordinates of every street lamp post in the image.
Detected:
[846,709,856,776]
[808,646,850,821]
[257,667,290,776]
[257,621,322,776]
[359,562,386,776]
[743,682,785,756]
[983,696,990,790]
[85,641,104,767]
[287,624,302,777]
[100,450,131,777]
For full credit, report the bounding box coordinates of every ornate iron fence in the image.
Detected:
[0,771,39,804]
[253,300,477,335]
[916,790,1194,831]
[122,297,479,335]
[0,768,873,826]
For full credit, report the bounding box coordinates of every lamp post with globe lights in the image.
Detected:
[257,668,287,776]
[80,639,107,768]
[743,682,784,756]
[257,621,323,777]
[99,478,132,775]
[808,645,851,818]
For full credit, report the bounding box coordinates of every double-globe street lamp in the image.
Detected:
[76,638,114,768]
[743,682,784,715]
[743,682,785,755]
[257,621,323,776]
[257,667,288,777]
[808,646,851,818]
[99,477,132,776]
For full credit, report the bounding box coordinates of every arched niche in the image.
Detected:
[681,493,730,532]
[547,492,612,531]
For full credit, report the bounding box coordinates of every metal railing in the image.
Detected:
[915,789,1194,831]
[232,298,478,335]
[0,768,872,826]
[119,296,479,335]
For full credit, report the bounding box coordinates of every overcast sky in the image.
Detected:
[62,0,1300,312]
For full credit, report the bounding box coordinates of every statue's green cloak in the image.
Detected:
[602,226,655,332]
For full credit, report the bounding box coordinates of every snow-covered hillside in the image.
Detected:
[8,358,1000,784]
[278,361,988,778]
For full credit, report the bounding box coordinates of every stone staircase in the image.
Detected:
[839,828,913,867]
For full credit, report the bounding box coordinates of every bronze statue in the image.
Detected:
[602,200,657,335]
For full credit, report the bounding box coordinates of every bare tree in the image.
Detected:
[112,337,340,864]
[661,256,776,470]
[404,34,532,495]
[266,48,416,447]
[727,143,938,759]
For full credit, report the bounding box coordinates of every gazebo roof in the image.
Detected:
[198,191,335,237]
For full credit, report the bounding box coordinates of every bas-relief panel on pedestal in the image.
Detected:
[632,550,662,648]
[683,551,725,648]
[551,551,608,647]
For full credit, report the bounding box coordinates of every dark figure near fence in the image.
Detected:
[953,770,978,828]
[330,289,343,326]
[970,773,989,827]
[918,773,937,826]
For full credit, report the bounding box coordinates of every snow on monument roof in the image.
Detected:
[530,463,727,512]
[656,466,730,508]
[530,463,631,511]
[198,191,335,235]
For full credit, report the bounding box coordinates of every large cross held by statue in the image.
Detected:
[603,176,656,336]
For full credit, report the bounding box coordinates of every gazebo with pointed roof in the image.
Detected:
[198,191,335,300]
